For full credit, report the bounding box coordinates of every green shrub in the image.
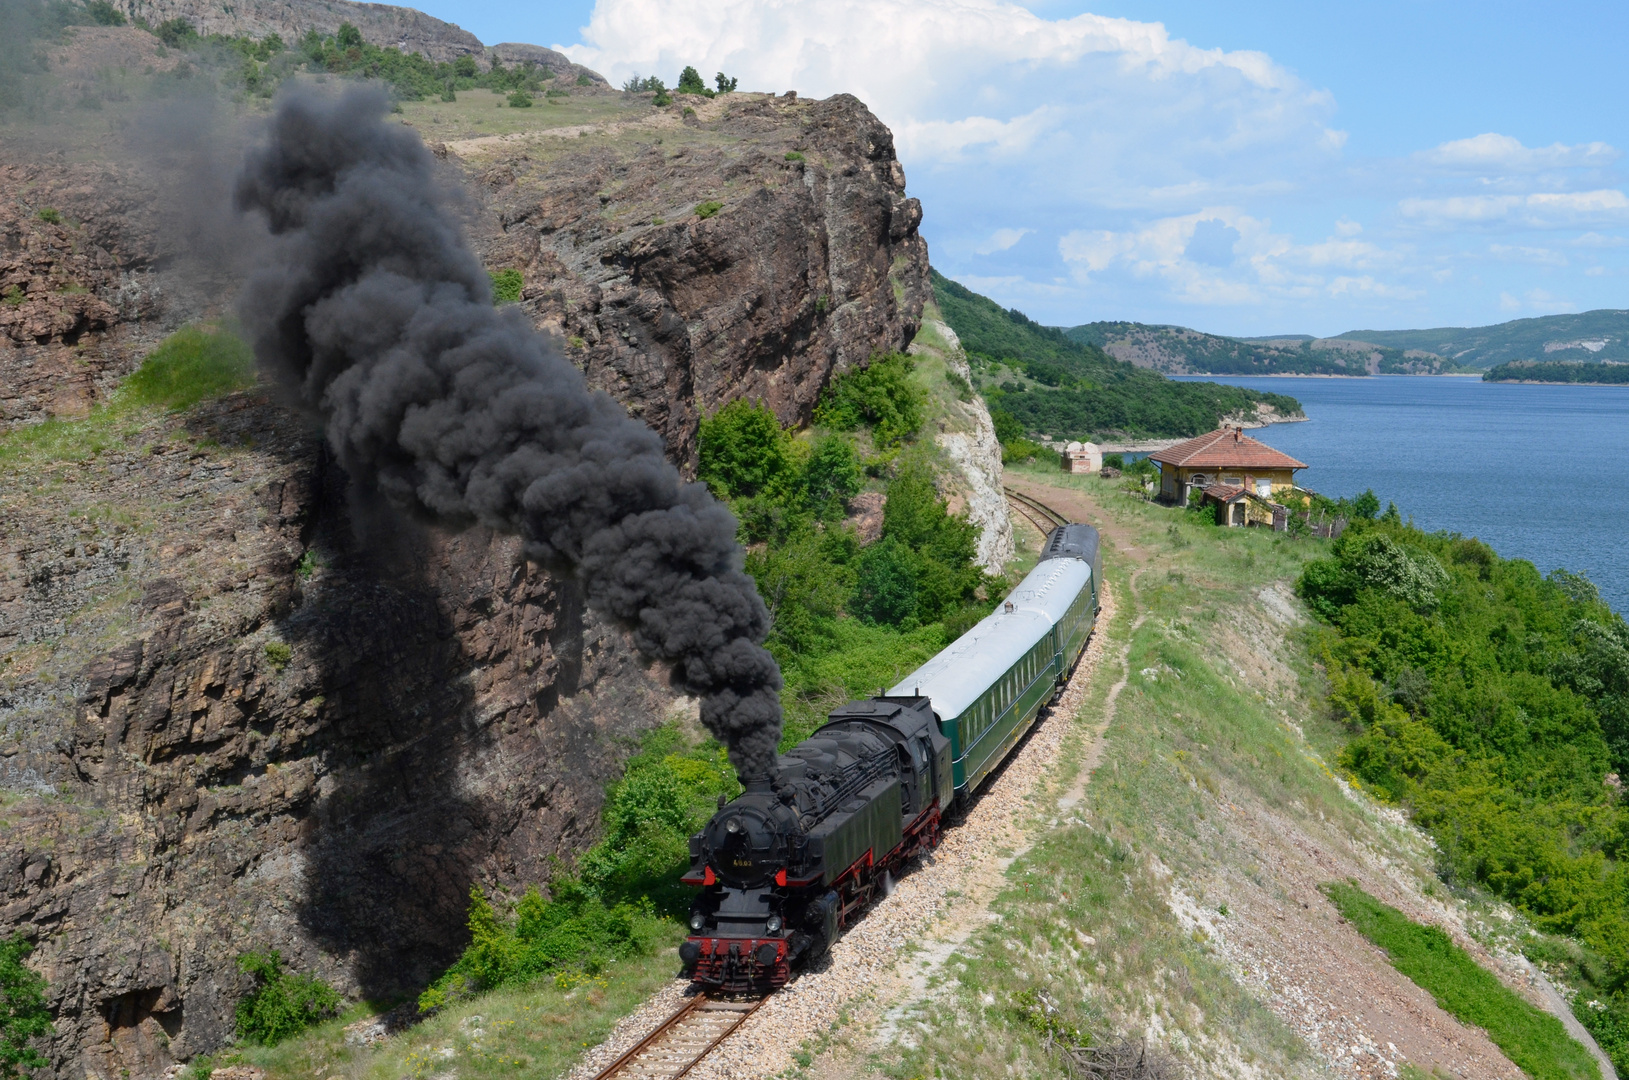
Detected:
[815,352,924,448]
[489,269,523,304]
[545,88,568,98]
[694,200,723,220]
[0,935,51,1080]
[263,642,292,671]
[155,17,197,48]
[698,399,792,500]
[714,73,738,93]
[35,208,60,225]
[122,324,256,410]
[85,1,125,25]
[234,951,340,1046]
[1,287,22,308]
[1322,883,1598,1080]
[506,90,533,107]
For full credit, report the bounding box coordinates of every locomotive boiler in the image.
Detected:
[679,523,1101,992]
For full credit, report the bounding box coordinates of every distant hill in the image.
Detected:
[109,0,607,78]
[930,271,1303,440]
[1065,321,1457,376]
[1483,360,1629,384]
[1333,310,1629,368]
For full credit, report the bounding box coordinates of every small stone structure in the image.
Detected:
[1061,440,1102,474]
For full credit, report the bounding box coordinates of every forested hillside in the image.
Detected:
[1337,309,1629,368]
[930,271,1302,440]
[1069,321,1456,376]
[1484,360,1629,384]
[1301,520,1629,1071]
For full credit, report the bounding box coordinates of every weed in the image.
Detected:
[785,151,805,162]
[121,324,255,411]
[1,286,22,308]
[295,550,319,579]
[694,200,723,220]
[35,208,61,225]
[263,642,292,671]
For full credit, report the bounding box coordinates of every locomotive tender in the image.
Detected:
[679,523,1101,991]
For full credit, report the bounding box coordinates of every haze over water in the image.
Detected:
[1175,375,1629,615]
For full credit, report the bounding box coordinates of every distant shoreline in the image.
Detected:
[1177,372,1483,379]
[1484,378,1629,387]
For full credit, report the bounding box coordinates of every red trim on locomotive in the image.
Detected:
[684,936,790,993]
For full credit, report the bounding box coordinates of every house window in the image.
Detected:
[1223,476,1242,486]
[1256,479,1272,497]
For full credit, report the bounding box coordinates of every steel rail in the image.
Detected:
[1003,486,1070,529]
[589,993,767,1080]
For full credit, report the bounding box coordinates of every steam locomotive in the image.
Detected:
[678,523,1101,991]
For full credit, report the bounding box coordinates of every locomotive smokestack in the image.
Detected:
[232,86,783,778]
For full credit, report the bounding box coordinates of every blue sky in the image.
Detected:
[419,0,1629,336]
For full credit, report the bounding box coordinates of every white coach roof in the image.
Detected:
[887,555,1093,722]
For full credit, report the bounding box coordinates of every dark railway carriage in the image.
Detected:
[680,523,1100,992]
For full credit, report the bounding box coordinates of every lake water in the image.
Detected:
[1171,375,1629,614]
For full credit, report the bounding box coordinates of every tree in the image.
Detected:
[453,54,478,78]
[814,353,924,448]
[799,434,861,517]
[675,65,711,96]
[697,399,791,500]
[715,72,738,93]
[335,22,363,50]
[0,936,49,1080]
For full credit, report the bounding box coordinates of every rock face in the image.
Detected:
[463,91,931,468]
[0,81,932,1078]
[907,311,1014,572]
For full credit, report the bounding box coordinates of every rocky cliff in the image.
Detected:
[0,66,938,1079]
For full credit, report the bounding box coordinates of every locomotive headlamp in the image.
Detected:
[690,912,706,931]
[766,916,783,934]
[726,818,741,833]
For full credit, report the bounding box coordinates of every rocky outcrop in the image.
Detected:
[0,85,931,1078]
[464,91,930,468]
[907,310,1014,571]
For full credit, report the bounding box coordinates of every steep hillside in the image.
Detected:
[931,271,1304,440]
[110,0,605,76]
[0,39,933,1077]
[1072,321,1458,376]
[1335,309,1629,368]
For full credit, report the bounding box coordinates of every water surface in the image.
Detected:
[1172,375,1629,613]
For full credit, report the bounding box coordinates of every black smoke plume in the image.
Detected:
[233,87,783,778]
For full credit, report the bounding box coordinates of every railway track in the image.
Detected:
[589,994,766,1080]
[1004,486,1069,536]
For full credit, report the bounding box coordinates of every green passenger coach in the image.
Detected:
[890,523,1100,797]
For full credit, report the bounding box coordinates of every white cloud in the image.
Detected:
[1497,288,1578,313]
[1399,190,1629,229]
[566,0,1345,198]
[975,227,1033,255]
[1421,133,1619,172]
[1334,218,1363,237]
[1500,291,1522,311]
[1057,210,1412,306]
[1487,244,1567,266]
[1572,232,1629,248]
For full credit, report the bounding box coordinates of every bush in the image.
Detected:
[489,268,523,304]
[698,399,792,500]
[234,951,340,1046]
[85,1,125,25]
[694,200,722,219]
[815,352,924,448]
[34,208,59,225]
[715,73,738,93]
[0,936,51,1080]
[155,17,197,48]
[263,642,292,671]
[122,324,256,410]
[506,90,533,107]
[784,151,804,162]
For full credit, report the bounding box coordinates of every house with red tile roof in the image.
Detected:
[1149,427,1306,509]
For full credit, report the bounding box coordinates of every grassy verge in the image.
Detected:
[213,947,683,1080]
[1323,882,1599,1080]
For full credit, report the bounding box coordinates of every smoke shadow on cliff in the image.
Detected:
[269,445,590,998]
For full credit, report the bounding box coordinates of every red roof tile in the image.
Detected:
[1150,428,1307,470]
[1202,483,1247,502]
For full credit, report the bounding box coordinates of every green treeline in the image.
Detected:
[1301,523,1629,1069]
[1484,361,1629,385]
[421,353,1000,1004]
[930,270,1302,440]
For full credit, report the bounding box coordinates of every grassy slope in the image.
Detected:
[1334,309,1629,368]
[1324,882,1598,1080]
[930,270,1303,440]
[864,465,1596,1080]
